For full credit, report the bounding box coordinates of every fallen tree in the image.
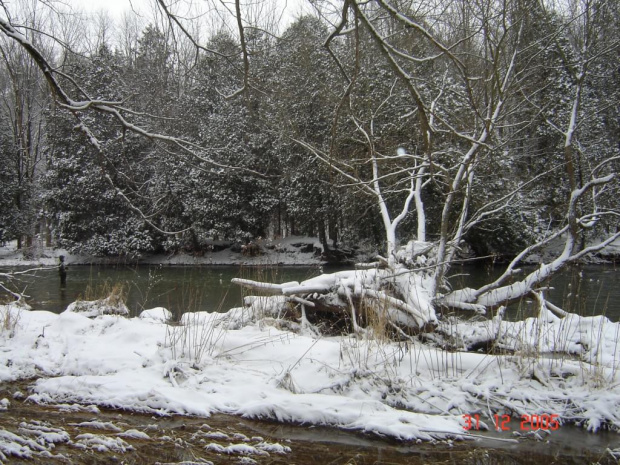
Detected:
[233,231,619,340]
[236,0,619,339]
[233,249,437,334]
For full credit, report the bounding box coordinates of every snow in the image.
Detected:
[0,420,70,461]
[201,436,291,457]
[0,429,41,459]
[1,302,464,441]
[0,236,325,267]
[445,312,620,370]
[140,307,172,322]
[2,292,620,446]
[74,433,134,452]
[205,443,269,456]
[17,421,71,444]
[70,421,122,432]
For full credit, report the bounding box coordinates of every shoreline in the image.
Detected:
[2,234,619,269]
[0,236,330,268]
[1,378,618,464]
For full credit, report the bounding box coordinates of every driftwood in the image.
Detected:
[362,289,425,326]
[544,300,568,318]
[231,272,432,333]
[231,278,292,294]
[287,295,316,308]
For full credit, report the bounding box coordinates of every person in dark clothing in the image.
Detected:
[58,255,67,287]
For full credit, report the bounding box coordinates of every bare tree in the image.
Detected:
[1,0,618,333]
[440,0,620,312]
[285,0,619,329]
[0,0,53,250]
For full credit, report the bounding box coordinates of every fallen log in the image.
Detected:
[361,289,426,327]
[231,278,299,294]
[231,269,436,333]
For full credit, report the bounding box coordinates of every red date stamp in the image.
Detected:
[463,413,560,431]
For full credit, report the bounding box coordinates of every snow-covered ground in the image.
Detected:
[2,234,619,269]
[1,294,619,450]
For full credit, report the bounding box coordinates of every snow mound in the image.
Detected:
[74,433,134,452]
[71,421,122,432]
[18,421,71,445]
[117,429,150,440]
[205,442,269,456]
[140,307,172,322]
[65,297,129,317]
[2,299,620,442]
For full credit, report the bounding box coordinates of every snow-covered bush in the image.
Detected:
[139,307,171,322]
[65,283,129,318]
[65,298,129,318]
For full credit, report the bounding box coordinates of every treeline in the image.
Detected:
[0,0,618,259]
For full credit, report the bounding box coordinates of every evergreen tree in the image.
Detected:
[42,45,155,257]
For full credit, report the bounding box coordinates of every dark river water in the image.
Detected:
[1,264,321,318]
[1,263,619,321]
[449,263,620,321]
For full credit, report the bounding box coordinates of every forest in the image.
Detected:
[0,0,616,264]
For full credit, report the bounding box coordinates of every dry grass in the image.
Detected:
[1,304,21,337]
[165,287,231,365]
[82,280,128,306]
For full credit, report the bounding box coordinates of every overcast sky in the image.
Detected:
[72,0,307,27]
[75,0,151,18]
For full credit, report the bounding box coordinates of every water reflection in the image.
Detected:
[0,265,320,319]
[448,264,620,321]
[1,263,618,322]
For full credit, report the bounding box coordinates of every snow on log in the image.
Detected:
[287,296,316,308]
[361,289,426,327]
[232,267,438,331]
[281,284,333,296]
[436,288,487,313]
[355,261,383,270]
[231,278,299,294]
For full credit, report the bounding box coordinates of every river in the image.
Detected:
[1,263,618,321]
[1,265,321,318]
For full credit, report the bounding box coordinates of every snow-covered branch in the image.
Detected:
[0,16,263,177]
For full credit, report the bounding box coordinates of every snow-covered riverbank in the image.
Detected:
[0,236,328,268]
[1,298,619,454]
[2,234,619,269]
[2,235,620,462]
